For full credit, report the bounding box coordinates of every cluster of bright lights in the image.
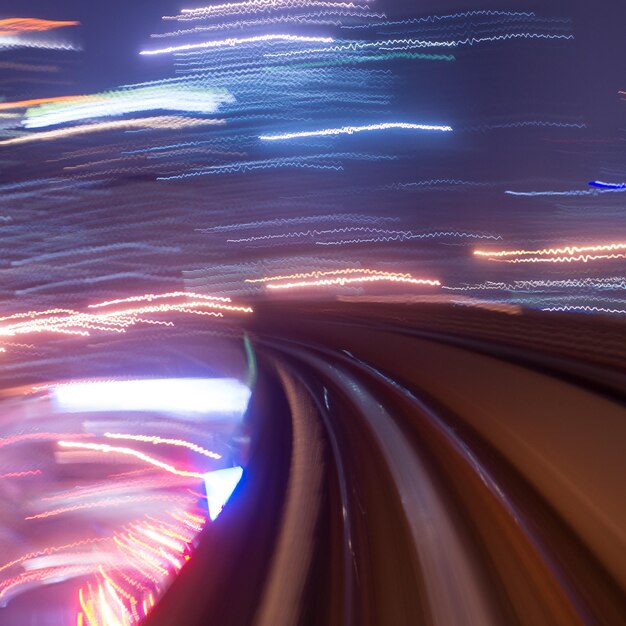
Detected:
[259,121,452,140]
[0,291,252,352]
[474,241,626,264]
[76,513,205,625]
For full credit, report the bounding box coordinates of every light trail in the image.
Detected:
[141,33,334,55]
[0,293,252,347]
[88,291,232,308]
[103,433,222,460]
[0,469,42,479]
[0,432,91,449]
[57,441,207,478]
[171,0,373,19]
[501,253,626,264]
[474,241,626,258]
[0,95,97,111]
[0,117,226,146]
[265,33,574,58]
[25,494,193,520]
[0,18,79,36]
[23,86,234,128]
[260,121,452,140]
[246,268,413,283]
[265,273,441,290]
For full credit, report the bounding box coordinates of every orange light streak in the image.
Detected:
[87,291,232,308]
[501,253,626,264]
[265,273,441,290]
[0,18,79,36]
[1,292,252,348]
[57,441,207,478]
[245,268,415,283]
[474,241,626,258]
[113,537,169,577]
[0,95,94,112]
[0,116,225,146]
[104,432,221,460]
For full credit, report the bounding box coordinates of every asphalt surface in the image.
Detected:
[146,301,626,626]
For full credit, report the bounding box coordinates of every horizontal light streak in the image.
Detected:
[266,273,441,290]
[260,122,452,141]
[53,378,251,415]
[0,18,79,36]
[0,116,225,146]
[104,433,222,460]
[87,291,231,309]
[58,441,206,478]
[0,95,97,111]
[474,242,626,258]
[140,33,334,56]
[25,494,192,520]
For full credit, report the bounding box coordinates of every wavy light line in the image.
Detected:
[266,274,441,290]
[103,433,221,460]
[474,241,626,258]
[57,441,207,478]
[141,33,334,55]
[260,121,451,140]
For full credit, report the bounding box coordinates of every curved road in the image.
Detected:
[146,301,626,626]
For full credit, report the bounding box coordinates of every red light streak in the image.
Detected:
[0,469,42,479]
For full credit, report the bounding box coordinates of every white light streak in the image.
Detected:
[259,122,452,141]
[140,34,334,56]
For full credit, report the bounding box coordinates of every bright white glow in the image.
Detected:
[140,33,333,56]
[203,466,244,521]
[259,122,452,141]
[52,378,251,416]
[23,90,233,129]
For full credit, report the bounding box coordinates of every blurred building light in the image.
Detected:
[52,378,251,416]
